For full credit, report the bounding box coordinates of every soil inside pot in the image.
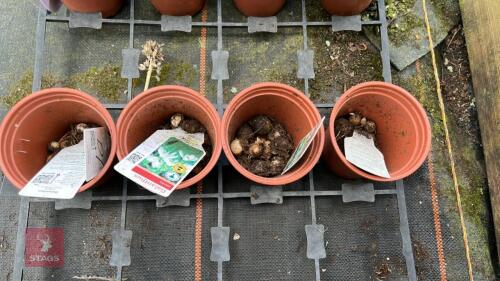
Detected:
[158,113,212,177]
[230,115,294,177]
[46,122,98,162]
[334,112,378,152]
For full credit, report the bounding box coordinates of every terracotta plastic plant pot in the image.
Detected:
[0,88,117,192]
[149,0,206,16]
[40,0,62,12]
[322,82,431,182]
[116,85,221,189]
[222,82,325,186]
[233,0,286,17]
[320,0,372,16]
[62,0,124,18]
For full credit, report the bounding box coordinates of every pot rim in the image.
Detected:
[149,0,207,16]
[233,0,287,17]
[328,81,431,182]
[115,85,222,189]
[0,87,117,191]
[221,82,325,186]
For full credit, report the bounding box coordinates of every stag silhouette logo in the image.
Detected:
[25,228,64,268]
[36,233,53,253]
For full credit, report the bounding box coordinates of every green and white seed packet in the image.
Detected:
[281,117,325,175]
[115,129,206,197]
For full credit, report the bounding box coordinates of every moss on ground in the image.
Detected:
[67,64,126,102]
[224,28,303,101]
[1,65,129,107]
[2,61,200,107]
[429,0,461,28]
[389,13,424,47]
[132,60,197,91]
[362,0,423,47]
[385,0,459,48]
[1,71,59,108]
[394,57,495,278]
[439,117,494,278]
[435,90,492,277]
[305,0,331,21]
[393,63,445,139]
[365,0,455,48]
[385,0,425,47]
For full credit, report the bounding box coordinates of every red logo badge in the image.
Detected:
[25,228,64,268]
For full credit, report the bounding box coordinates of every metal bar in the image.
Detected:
[377,0,392,82]
[0,174,5,196]
[111,100,334,112]
[217,164,224,226]
[12,198,30,281]
[24,188,397,204]
[300,0,310,97]
[300,0,320,279]
[46,15,130,24]
[32,9,47,92]
[396,181,417,281]
[217,260,223,281]
[115,179,128,281]
[115,1,134,279]
[309,173,321,281]
[216,1,224,280]
[222,189,394,198]
[45,15,382,28]
[308,174,318,225]
[126,0,135,101]
[104,103,127,110]
[12,7,47,281]
[377,0,417,276]
[315,103,335,108]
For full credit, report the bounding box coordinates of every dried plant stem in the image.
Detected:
[144,62,153,91]
[421,0,473,280]
[139,40,164,91]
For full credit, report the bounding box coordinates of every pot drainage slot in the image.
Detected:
[248,17,278,33]
[54,190,92,210]
[341,182,375,203]
[210,227,230,262]
[250,185,283,205]
[211,50,229,80]
[297,50,315,79]
[331,15,362,32]
[161,15,192,32]
[121,48,141,79]
[68,12,103,29]
[110,230,132,267]
[155,188,191,207]
[305,224,326,259]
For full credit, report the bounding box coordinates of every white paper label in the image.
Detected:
[114,129,206,198]
[344,131,390,178]
[19,142,86,199]
[19,127,110,199]
[84,127,111,181]
[282,116,325,175]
